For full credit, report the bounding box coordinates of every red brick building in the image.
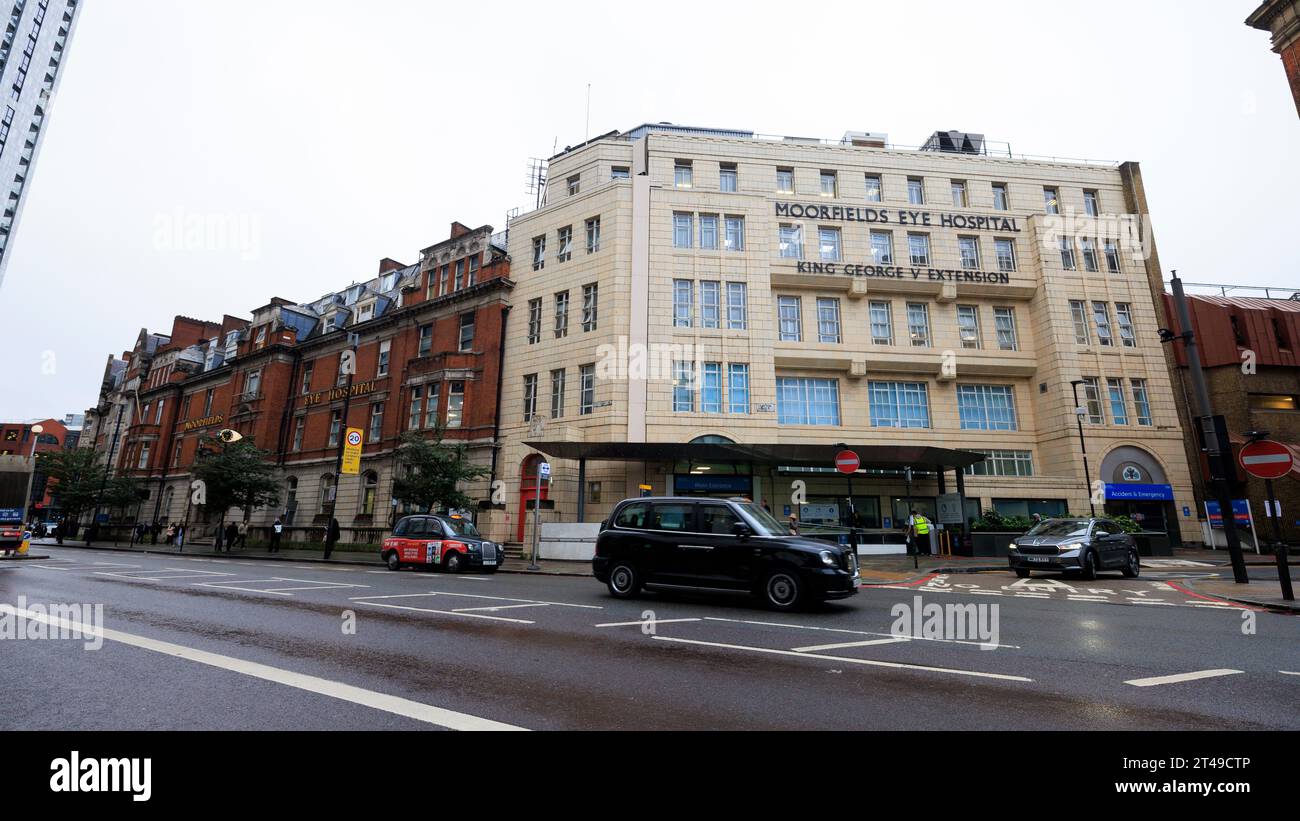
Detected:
[1163,292,1300,546]
[1248,0,1300,118]
[0,417,69,517]
[113,222,513,546]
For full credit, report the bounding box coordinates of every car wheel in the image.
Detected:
[762,570,803,611]
[606,562,642,599]
[385,551,401,571]
[1079,550,1099,581]
[443,551,463,574]
[1014,568,1031,579]
[1121,550,1141,579]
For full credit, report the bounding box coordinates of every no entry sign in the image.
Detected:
[835,450,861,475]
[1239,440,1294,481]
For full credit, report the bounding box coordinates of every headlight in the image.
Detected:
[1008,543,1019,552]
[1058,542,1083,554]
[820,550,837,567]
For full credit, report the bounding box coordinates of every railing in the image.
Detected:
[1173,282,1300,301]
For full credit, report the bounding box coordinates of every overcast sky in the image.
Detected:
[1,0,1296,422]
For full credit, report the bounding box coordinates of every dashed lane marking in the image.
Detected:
[792,638,910,653]
[1125,669,1245,688]
[595,618,702,629]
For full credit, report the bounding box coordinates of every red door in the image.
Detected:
[517,456,550,543]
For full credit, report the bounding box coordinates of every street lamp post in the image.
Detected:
[1070,381,1097,517]
[21,424,45,529]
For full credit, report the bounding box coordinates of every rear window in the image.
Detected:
[650,503,694,532]
[614,503,651,529]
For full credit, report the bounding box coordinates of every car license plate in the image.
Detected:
[1027,557,1051,564]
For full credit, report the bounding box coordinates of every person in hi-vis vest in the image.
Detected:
[906,510,932,557]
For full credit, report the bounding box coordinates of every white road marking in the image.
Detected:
[95,569,234,582]
[793,638,910,653]
[194,583,294,597]
[350,599,535,624]
[452,603,550,614]
[351,590,600,610]
[702,617,1021,650]
[595,618,702,629]
[1281,671,1300,677]
[653,637,1033,682]
[12,606,526,731]
[1125,669,1245,688]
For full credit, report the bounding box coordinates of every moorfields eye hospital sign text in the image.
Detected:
[774,202,1022,232]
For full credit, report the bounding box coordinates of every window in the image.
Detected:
[701,363,724,414]
[864,174,883,203]
[651,503,694,532]
[580,365,596,415]
[817,298,842,344]
[674,161,693,188]
[446,382,464,429]
[908,177,925,205]
[244,369,262,397]
[360,472,379,516]
[369,402,385,442]
[582,284,599,332]
[585,217,601,253]
[255,326,267,348]
[958,236,980,270]
[992,183,1009,211]
[1044,187,1060,215]
[527,299,542,345]
[720,164,738,192]
[319,475,335,513]
[425,383,441,428]
[965,450,1035,478]
[1104,240,1122,273]
[1107,378,1129,425]
[673,361,696,413]
[1081,377,1104,424]
[699,214,718,250]
[532,236,546,271]
[203,390,214,416]
[301,363,314,395]
[155,399,165,425]
[958,305,982,349]
[908,233,931,266]
[776,168,794,194]
[550,369,566,419]
[377,340,390,377]
[869,382,930,429]
[454,259,465,291]
[870,231,894,265]
[728,365,750,415]
[779,224,803,259]
[1070,301,1091,345]
[819,227,842,262]
[523,374,538,422]
[778,296,802,342]
[951,180,968,207]
[172,440,185,468]
[408,385,424,430]
[700,503,741,535]
[1131,380,1154,426]
[328,411,342,447]
[1080,237,1099,272]
[820,170,838,198]
[907,303,931,348]
[589,482,603,503]
[1116,303,1136,347]
[724,216,745,251]
[567,175,580,196]
[700,281,721,329]
[557,226,573,262]
[994,238,1017,272]
[958,385,1019,431]
[727,283,748,330]
[138,442,151,470]
[458,313,475,352]
[674,280,693,328]
[337,355,349,387]
[1059,237,1077,270]
[673,213,693,248]
[1084,190,1100,217]
[870,301,893,346]
[415,324,432,357]
[439,265,450,296]
[554,292,569,338]
[777,378,841,426]
[994,308,1019,351]
[612,166,630,180]
[1093,301,1114,347]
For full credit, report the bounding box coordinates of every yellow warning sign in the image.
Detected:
[342,428,364,475]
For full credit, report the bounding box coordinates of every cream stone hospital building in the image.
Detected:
[490,123,1196,551]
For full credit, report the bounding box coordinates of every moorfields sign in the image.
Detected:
[775,202,1022,233]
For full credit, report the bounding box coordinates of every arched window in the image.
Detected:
[690,435,736,445]
[161,486,175,519]
[360,471,379,516]
[319,474,334,514]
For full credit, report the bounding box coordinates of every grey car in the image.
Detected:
[1007,518,1140,580]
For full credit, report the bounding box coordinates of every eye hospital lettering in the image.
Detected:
[303,381,378,407]
[774,202,1022,233]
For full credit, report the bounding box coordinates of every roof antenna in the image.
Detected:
[585,83,591,142]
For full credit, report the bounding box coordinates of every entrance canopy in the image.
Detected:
[523,441,986,471]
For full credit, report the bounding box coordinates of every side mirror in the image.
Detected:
[732,522,753,540]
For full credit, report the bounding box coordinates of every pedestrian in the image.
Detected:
[225,521,239,552]
[176,524,185,550]
[270,518,283,553]
[214,522,225,552]
[151,522,161,545]
[235,520,248,549]
[907,509,932,557]
[324,517,341,561]
[788,515,800,537]
[164,523,176,545]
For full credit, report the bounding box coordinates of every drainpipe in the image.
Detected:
[488,302,512,492]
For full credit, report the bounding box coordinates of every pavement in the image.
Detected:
[3,542,1298,730]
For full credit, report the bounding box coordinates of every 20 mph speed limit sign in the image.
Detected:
[1239,440,1295,480]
